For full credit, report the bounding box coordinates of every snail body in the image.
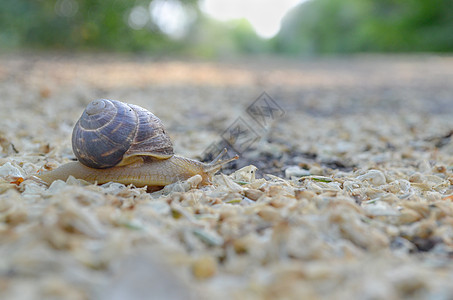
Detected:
[37,99,237,189]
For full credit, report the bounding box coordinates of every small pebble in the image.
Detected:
[357,170,386,186]
[192,256,217,279]
[285,166,310,178]
[244,189,263,201]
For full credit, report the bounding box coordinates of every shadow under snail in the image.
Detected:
[36,99,237,190]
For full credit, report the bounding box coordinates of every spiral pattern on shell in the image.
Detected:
[72,99,174,169]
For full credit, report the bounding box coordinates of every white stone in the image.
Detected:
[357,170,386,186]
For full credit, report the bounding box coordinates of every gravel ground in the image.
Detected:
[0,53,453,299]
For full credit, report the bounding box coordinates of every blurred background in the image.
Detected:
[1,0,452,57]
[1,0,453,176]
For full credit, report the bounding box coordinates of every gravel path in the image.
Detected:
[0,53,453,299]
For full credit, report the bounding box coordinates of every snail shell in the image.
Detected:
[72,99,174,169]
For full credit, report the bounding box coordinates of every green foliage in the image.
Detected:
[0,0,196,52]
[1,0,452,55]
[275,0,453,55]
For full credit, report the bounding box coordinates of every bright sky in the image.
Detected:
[128,0,303,39]
[200,0,303,38]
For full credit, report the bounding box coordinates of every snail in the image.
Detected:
[36,99,237,190]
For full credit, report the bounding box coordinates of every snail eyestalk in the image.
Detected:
[204,148,239,175]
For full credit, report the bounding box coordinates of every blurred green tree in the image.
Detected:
[0,0,198,52]
[1,0,452,55]
[275,0,453,55]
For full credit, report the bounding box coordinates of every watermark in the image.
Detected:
[202,92,285,161]
[221,117,260,154]
[247,91,285,128]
